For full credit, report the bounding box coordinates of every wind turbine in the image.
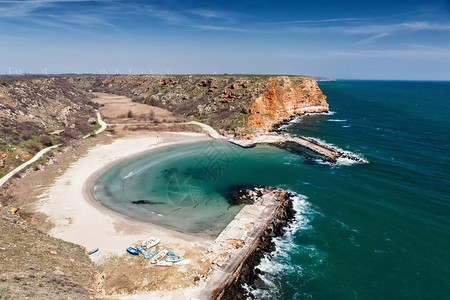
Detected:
[7,67,11,75]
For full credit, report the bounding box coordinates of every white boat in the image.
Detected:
[151,249,168,264]
[142,238,160,249]
[156,260,173,267]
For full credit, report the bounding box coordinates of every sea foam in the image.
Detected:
[327,119,347,122]
[307,137,369,165]
[250,193,317,299]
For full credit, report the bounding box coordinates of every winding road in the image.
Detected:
[0,111,107,187]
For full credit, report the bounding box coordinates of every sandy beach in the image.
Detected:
[37,132,213,262]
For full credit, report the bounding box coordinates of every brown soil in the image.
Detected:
[0,205,100,299]
[101,242,210,295]
[91,92,200,136]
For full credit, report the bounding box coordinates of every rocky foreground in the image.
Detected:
[0,204,100,299]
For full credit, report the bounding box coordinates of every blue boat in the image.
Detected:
[144,252,157,259]
[137,246,148,255]
[88,248,98,255]
[126,247,139,255]
[166,251,183,263]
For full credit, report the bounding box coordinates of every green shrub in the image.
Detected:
[40,135,53,147]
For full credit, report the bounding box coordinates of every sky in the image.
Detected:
[0,0,450,80]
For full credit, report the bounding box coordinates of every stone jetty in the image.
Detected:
[229,134,367,164]
[197,186,295,299]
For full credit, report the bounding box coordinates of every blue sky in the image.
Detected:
[0,0,449,79]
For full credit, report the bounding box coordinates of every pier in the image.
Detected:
[198,187,293,299]
[229,134,367,164]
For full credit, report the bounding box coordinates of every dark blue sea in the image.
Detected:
[253,80,450,299]
[94,80,450,299]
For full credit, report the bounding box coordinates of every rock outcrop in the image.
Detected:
[246,76,328,133]
[70,74,328,137]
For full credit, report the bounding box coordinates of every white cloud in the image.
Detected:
[283,17,365,24]
[333,48,450,59]
[285,19,450,44]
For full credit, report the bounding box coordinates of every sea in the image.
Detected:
[93,80,450,299]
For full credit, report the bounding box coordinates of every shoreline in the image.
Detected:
[34,130,298,299]
[38,132,214,262]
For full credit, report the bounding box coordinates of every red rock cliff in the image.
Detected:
[246,76,328,132]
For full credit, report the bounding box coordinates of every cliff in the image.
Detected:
[70,74,328,136]
[246,76,328,133]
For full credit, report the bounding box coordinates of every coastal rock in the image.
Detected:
[67,74,327,136]
[246,76,328,133]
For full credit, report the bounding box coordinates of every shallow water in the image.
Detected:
[93,140,309,235]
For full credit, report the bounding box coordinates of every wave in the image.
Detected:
[124,171,135,179]
[279,111,336,129]
[327,119,347,122]
[250,193,317,299]
[306,137,369,165]
[123,165,149,180]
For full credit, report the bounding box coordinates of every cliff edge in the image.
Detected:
[246,76,328,133]
[70,74,328,137]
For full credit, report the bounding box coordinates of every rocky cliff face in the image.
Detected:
[246,76,328,133]
[71,75,328,136]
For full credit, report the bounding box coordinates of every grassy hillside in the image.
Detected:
[0,205,100,299]
[0,76,98,177]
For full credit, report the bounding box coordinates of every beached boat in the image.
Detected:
[142,237,160,249]
[151,249,168,264]
[144,252,156,259]
[137,246,148,255]
[156,260,173,267]
[126,247,139,255]
[88,248,98,255]
[166,251,183,263]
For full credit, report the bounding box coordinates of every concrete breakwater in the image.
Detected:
[229,134,367,164]
[198,186,295,299]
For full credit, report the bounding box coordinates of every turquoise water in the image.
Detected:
[94,80,450,299]
[93,140,308,235]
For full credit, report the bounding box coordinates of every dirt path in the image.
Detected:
[0,144,60,187]
[183,121,225,139]
[1,110,107,187]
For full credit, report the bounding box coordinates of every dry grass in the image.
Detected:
[0,206,100,299]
